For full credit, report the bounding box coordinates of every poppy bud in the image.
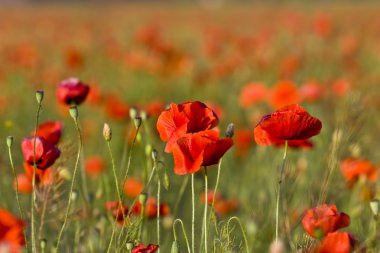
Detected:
[126,242,134,250]
[40,239,47,250]
[151,149,158,162]
[103,123,112,142]
[58,167,71,181]
[370,199,379,217]
[139,192,147,205]
[36,90,44,104]
[71,190,78,201]
[140,111,148,121]
[133,116,142,129]
[225,123,235,138]
[163,171,170,191]
[171,241,179,253]
[69,106,78,120]
[6,136,13,148]
[129,107,138,119]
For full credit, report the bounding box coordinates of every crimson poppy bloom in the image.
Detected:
[23,162,54,186]
[156,101,219,152]
[21,137,61,170]
[317,232,357,253]
[33,121,63,145]
[105,201,128,225]
[0,208,25,252]
[239,82,267,108]
[340,158,378,186]
[268,80,300,109]
[131,244,159,253]
[144,197,171,219]
[171,129,233,175]
[57,77,90,105]
[254,104,322,145]
[302,204,350,238]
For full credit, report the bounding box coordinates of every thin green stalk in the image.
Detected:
[7,139,29,249]
[191,174,195,253]
[122,124,141,182]
[275,140,288,242]
[31,101,42,253]
[137,204,145,240]
[173,219,191,253]
[157,177,161,253]
[56,117,82,251]
[227,217,249,253]
[203,167,208,253]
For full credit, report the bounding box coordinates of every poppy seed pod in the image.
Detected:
[36,90,44,104]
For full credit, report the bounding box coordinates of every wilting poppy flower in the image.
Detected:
[239,82,268,108]
[317,232,357,253]
[105,201,128,225]
[131,244,159,253]
[123,177,144,199]
[157,101,219,152]
[302,204,350,238]
[268,80,300,109]
[340,158,378,186]
[171,129,233,175]
[254,104,322,145]
[85,156,105,177]
[57,77,90,105]
[33,121,63,145]
[0,208,25,252]
[21,137,61,170]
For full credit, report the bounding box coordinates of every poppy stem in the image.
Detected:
[56,113,83,252]
[191,174,195,253]
[203,167,209,253]
[157,174,161,253]
[7,137,29,250]
[31,100,42,253]
[275,140,288,242]
[173,219,191,253]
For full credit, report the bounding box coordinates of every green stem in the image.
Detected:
[157,177,161,253]
[173,219,191,253]
[7,142,28,250]
[31,102,42,253]
[191,174,195,253]
[227,217,250,253]
[275,140,288,242]
[137,204,145,240]
[56,118,83,251]
[203,167,208,253]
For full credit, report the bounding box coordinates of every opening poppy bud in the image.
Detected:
[69,106,78,119]
[36,90,44,104]
[151,149,158,162]
[133,116,142,129]
[225,123,235,138]
[129,107,138,119]
[138,192,148,205]
[140,111,148,121]
[40,239,47,250]
[126,242,134,250]
[171,241,179,253]
[6,136,13,148]
[103,123,112,142]
[370,199,379,217]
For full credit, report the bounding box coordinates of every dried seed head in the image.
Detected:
[103,123,112,142]
[36,90,44,104]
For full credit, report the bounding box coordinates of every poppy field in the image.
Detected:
[1,3,380,253]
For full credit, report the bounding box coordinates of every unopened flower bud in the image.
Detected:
[171,241,179,253]
[138,192,147,205]
[140,111,148,121]
[69,106,78,119]
[36,90,44,104]
[103,123,112,142]
[6,136,13,148]
[58,167,72,181]
[71,190,78,201]
[126,242,134,250]
[129,107,138,119]
[370,199,379,217]
[225,123,235,138]
[151,149,158,161]
[163,171,170,190]
[133,116,142,129]
[40,239,47,250]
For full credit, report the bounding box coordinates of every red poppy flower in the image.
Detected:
[317,232,357,253]
[302,204,350,238]
[21,137,61,170]
[104,94,130,121]
[23,162,54,186]
[85,156,105,177]
[274,139,314,149]
[254,104,322,145]
[131,244,159,253]
[268,80,300,109]
[201,191,238,216]
[156,101,219,152]
[57,77,90,105]
[340,158,378,186]
[332,79,351,97]
[299,81,324,103]
[123,177,144,199]
[105,201,128,224]
[15,174,33,194]
[171,130,233,175]
[145,197,171,219]
[0,208,25,252]
[33,121,63,145]
[239,82,268,108]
